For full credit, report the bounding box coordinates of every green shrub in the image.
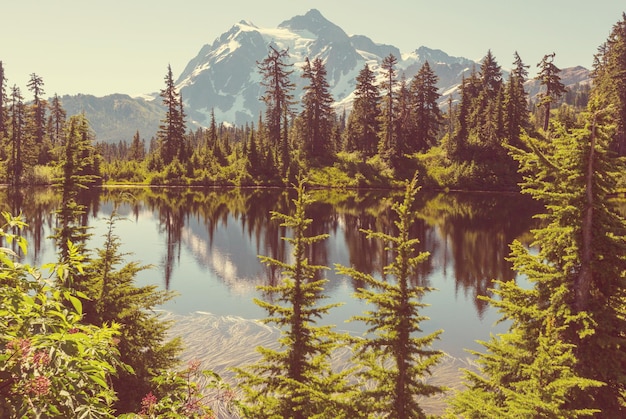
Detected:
[0,213,122,418]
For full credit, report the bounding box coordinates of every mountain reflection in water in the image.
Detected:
[2,186,539,358]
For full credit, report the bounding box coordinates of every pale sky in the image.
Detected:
[2,0,624,98]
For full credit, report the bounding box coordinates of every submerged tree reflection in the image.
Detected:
[6,186,538,318]
[420,192,539,317]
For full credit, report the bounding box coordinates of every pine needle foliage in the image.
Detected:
[450,106,626,417]
[235,179,353,419]
[337,175,445,418]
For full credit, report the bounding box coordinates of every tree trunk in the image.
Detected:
[576,114,596,312]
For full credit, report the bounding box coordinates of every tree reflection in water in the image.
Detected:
[419,191,539,317]
[3,186,539,319]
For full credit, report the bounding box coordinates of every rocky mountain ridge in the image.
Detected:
[60,9,591,144]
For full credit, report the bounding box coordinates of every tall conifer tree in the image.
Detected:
[343,63,380,157]
[337,175,445,418]
[504,52,530,148]
[451,107,626,416]
[53,114,100,277]
[8,85,25,186]
[157,65,186,165]
[536,53,567,132]
[258,46,295,177]
[378,54,398,163]
[235,179,352,418]
[0,61,6,138]
[591,13,626,154]
[48,93,66,147]
[128,130,145,161]
[300,57,336,164]
[409,61,442,153]
[27,73,46,146]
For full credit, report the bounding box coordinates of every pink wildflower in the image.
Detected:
[25,376,50,397]
[184,397,201,413]
[139,391,158,415]
[188,359,201,373]
[32,350,50,367]
[7,338,31,356]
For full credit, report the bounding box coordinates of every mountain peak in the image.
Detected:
[303,8,325,19]
[237,19,258,29]
[278,9,348,43]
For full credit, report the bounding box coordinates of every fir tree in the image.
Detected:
[451,107,626,416]
[591,13,626,154]
[409,61,442,153]
[299,57,336,165]
[475,50,505,153]
[343,63,380,157]
[82,210,181,413]
[0,61,6,138]
[536,53,567,132]
[128,130,145,161]
[235,179,352,418]
[26,73,46,147]
[48,93,66,147]
[504,52,530,148]
[378,54,399,164]
[394,74,413,156]
[258,46,295,178]
[8,85,25,186]
[157,65,186,165]
[336,175,445,418]
[449,69,481,160]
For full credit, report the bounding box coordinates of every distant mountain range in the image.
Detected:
[60,9,591,144]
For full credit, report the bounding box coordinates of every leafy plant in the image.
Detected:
[0,212,122,418]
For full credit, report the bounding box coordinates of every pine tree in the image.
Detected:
[336,175,445,418]
[475,50,505,153]
[504,52,530,148]
[343,63,380,157]
[450,68,481,160]
[235,179,352,418]
[299,57,336,164]
[394,74,412,155]
[82,210,181,413]
[451,107,626,416]
[409,61,442,153]
[27,73,46,146]
[0,61,7,138]
[8,85,25,186]
[480,50,503,97]
[378,54,399,163]
[258,46,295,178]
[591,13,626,154]
[48,93,66,147]
[128,130,145,161]
[536,53,567,132]
[157,65,186,165]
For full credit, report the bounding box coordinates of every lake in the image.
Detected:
[1,185,539,361]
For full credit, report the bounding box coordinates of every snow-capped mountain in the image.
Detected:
[174,9,478,126]
[61,9,590,143]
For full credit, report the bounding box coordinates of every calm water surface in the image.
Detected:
[2,186,539,359]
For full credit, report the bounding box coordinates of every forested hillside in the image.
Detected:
[0,30,612,190]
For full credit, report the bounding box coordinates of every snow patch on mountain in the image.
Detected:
[61,9,591,143]
[173,9,484,126]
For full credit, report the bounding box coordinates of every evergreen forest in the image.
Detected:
[1,12,626,419]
